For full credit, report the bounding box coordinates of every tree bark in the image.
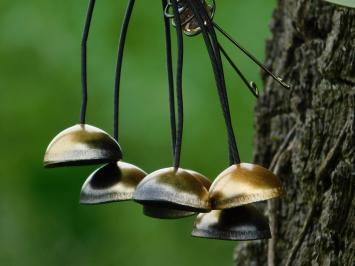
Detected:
[234,0,354,265]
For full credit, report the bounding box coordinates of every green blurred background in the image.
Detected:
[0,1,275,265]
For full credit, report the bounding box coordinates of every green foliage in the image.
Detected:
[325,0,355,8]
[0,0,276,265]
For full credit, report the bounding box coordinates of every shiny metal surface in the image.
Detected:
[80,161,146,204]
[44,124,122,168]
[142,170,212,219]
[209,163,285,209]
[191,204,271,241]
[187,170,211,190]
[134,167,211,212]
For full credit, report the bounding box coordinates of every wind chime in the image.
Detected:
[44,0,289,241]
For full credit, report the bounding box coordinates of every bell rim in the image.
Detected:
[135,197,211,213]
[79,192,135,205]
[44,157,120,168]
[191,228,271,241]
[143,205,196,220]
[211,187,285,209]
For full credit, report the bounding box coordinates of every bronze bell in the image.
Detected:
[142,169,212,219]
[43,124,122,168]
[80,161,146,204]
[191,204,271,241]
[209,163,285,209]
[134,167,211,213]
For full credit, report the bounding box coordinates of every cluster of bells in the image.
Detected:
[43,0,289,242]
[44,126,284,241]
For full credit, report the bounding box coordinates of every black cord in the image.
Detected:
[213,22,290,89]
[195,1,239,165]
[80,0,96,124]
[191,1,233,164]
[162,0,177,159]
[171,0,184,169]
[219,44,259,98]
[188,0,241,165]
[195,0,241,165]
[190,0,234,164]
[113,0,136,141]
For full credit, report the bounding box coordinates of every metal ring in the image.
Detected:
[164,1,187,18]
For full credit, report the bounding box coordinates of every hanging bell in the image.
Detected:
[134,167,211,213]
[80,161,146,204]
[191,204,271,241]
[43,124,122,168]
[142,169,212,219]
[209,163,284,209]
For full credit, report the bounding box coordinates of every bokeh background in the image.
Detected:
[0,0,276,265]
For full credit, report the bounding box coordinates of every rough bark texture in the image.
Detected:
[234,1,354,265]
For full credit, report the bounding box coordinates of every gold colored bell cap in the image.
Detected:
[191,205,271,241]
[142,169,212,219]
[134,167,211,212]
[44,124,122,168]
[80,161,146,204]
[186,169,211,190]
[209,163,285,209]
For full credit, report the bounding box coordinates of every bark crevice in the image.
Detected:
[234,1,355,265]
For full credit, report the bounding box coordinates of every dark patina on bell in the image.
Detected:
[191,204,271,241]
[134,167,211,213]
[80,161,146,204]
[209,163,285,209]
[143,205,195,219]
[143,170,212,219]
[43,124,122,168]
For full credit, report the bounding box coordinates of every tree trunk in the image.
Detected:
[234,1,355,265]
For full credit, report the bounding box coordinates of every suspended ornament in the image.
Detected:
[191,204,271,241]
[142,169,211,219]
[43,0,122,168]
[167,0,289,240]
[177,0,286,207]
[80,161,146,204]
[43,0,290,243]
[80,0,146,204]
[134,0,211,214]
[209,163,284,209]
[135,167,211,213]
[44,124,121,168]
[141,2,212,220]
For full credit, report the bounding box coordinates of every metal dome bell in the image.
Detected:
[142,169,211,219]
[44,124,122,168]
[209,163,284,209]
[191,204,271,241]
[134,168,211,213]
[80,161,146,204]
